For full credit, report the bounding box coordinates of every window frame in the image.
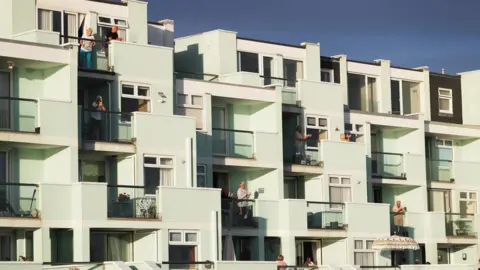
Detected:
[321,68,334,83]
[143,155,175,169]
[168,230,200,246]
[459,191,477,215]
[237,51,277,78]
[438,87,453,114]
[353,239,376,266]
[196,164,207,187]
[328,175,352,208]
[305,115,329,154]
[175,93,204,130]
[283,58,304,89]
[120,82,152,119]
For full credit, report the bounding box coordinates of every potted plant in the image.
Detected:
[117,192,130,202]
[454,219,469,236]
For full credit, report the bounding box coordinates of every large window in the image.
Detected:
[283,59,303,87]
[97,16,128,41]
[348,74,378,112]
[283,177,305,199]
[438,88,453,114]
[197,164,206,187]
[238,52,259,73]
[329,176,351,206]
[354,239,375,266]
[176,93,204,130]
[37,9,85,43]
[144,155,174,194]
[90,232,132,262]
[459,191,477,215]
[121,83,151,117]
[169,231,199,268]
[237,52,275,85]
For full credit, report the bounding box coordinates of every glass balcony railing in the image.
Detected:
[427,159,453,182]
[60,35,111,72]
[80,109,132,143]
[306,201,345,229]
[445,213,475,237]
[107,185,157,219]
[175,70,219,81]
[390,212,406,234]
[0,97,38,133]
[371,152,405,179]
[221,198,257,228]
[0,183,39,218]
[212,128,254,158]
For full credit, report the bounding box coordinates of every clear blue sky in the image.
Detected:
[144,0,480,74]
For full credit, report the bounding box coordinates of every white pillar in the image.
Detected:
[280,236,296,265]
[425,242,438,264]
[33,228,51,262]
[73,227,90,262]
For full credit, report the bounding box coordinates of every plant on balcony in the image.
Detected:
[454,219,470,236]
[117,192,131,202]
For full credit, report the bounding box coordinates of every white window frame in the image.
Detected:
[328,175,352,208]
[305,115,329,155]
[353,239,376,266]
[348,73,378,112]
[196,164,206,187]
[390,79,421,115]
[176,93,203,109]
[459,191,477,215]
[143,155,175,186]
[121,82,152,119]
[168,230,199,246]
[321,68,334,83]
[438,87,453,114]
[283,58,304,89]
[237,51,277,78]
[97,15,129,41]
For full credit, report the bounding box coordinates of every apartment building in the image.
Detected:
[174,29,480,269]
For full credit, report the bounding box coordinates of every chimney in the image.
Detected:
[441,68,446,74]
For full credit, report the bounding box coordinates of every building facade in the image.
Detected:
[0,0,477,269]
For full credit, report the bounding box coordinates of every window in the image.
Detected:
[354,239,375,267]
[283,177,305,199]
[143,155,174,194]
[90,232,132,262]
[238,52,259,73]
[459,191,477,215]
[321,68,334,83]
[25,231,34,261]
[175,93,204,130]
[121,83,151,118]
[37,9,62,32]
[169,231,199,268]
[438,88,453,114]
[97,16,128,41]
[329,176,351,207]
[37,9,84,43]
[283,59,303,88]
[197,165,206,187]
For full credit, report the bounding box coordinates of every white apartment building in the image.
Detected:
[0,0,478,269]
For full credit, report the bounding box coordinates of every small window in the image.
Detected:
[122,85,135,95]
[366,240,374,249]
[307,117,316,126]
[318,118,328,127]
[345,123,353,131]
[197,164,206,187]
[191,95,203,106]
[144,157,156,164]
[238,51,259,73]
[329,177,339,184]
[185,233,198,242]
[438,88,453,114]
[321,68,334,83]
[121,83,151,116]
[169,232,182,242]
[354,240,363,249]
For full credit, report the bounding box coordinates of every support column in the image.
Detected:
[73,227,90,262]
[257,236,265,261]
[425,242,438,264]
[33,227,51,262]
[280,236,296,265]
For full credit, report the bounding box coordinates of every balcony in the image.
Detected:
[426,159,453,182]
[390,212,406,234]
[0,183,39,218]
[60,35,112,73]
[212,128,254,159]
[445,213,476,237]
[107,185,157,219]
[221,198,257,228]
[0,97,39,134]
[306,201,346,230]
[371,152,406,179]
[260,76,298,105]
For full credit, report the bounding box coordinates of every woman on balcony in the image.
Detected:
[80,27,96,69]
[237,182,251,219]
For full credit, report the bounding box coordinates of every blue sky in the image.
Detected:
[145,0,479,74]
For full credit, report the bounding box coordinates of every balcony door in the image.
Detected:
[212,107,227,155]
[0,72,11,130]
[428,189,451,212]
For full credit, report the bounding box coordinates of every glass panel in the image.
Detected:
[341,178,350,184]
[191,95,203,106]
[307,202,345,229]
[122,85,134,95]
[197,165,205,174]
[439,89,451,96]
[460,192,467,199]
[26,231,34,261]
[329,177,339,184]
[366,240,373,249]
[98,17,111,23]
[81,160,105,182]
[144,157,157,165]
[354,240,363,249]
[169,232,182,242]
[185,233,197,242]
[238,52,259,73]
[318,118,328,127]
[168,245,197,269]
[138,86,149,97]
[307,117,316,126]
[160,158,173,165]
[197,174,206,187]
[439,98,450,111]
[470,193,476,200]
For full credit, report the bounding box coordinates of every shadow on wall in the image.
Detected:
[174,44,204,74]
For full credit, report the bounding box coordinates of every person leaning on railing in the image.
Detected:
[80,27,96,69]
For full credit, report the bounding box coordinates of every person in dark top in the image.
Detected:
[105,26,123,41]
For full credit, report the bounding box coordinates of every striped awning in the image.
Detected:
[372,235,420,251]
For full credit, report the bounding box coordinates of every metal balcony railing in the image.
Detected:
[107,185,157,219]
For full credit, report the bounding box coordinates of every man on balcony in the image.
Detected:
[295,125,311,162]
[392,200,405,233]
[90,96,107,140]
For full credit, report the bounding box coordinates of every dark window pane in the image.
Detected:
[239,52,259,73]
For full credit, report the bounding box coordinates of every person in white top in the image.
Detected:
[90,96,106,140]
[80,28,96,69]
[237,182,251,219]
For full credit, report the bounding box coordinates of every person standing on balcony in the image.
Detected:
[237,182,251,219]
[295,126,311,161]
[90,96,106,140]
[392,200,405,232]
[277,255,287,269]
[80,27,95,69]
